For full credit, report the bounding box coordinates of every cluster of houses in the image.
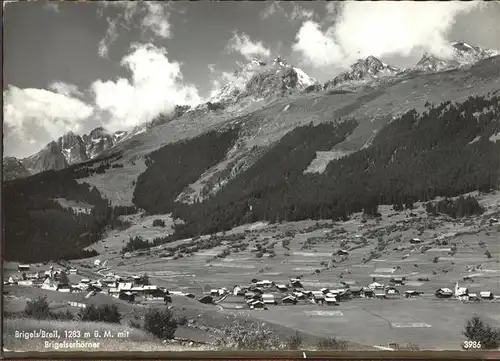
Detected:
[5,264,496,311]
[435,282,494,301]
[4,264,172,305]
[208,276,497,310]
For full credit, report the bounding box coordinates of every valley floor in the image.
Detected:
[4,191,500,351]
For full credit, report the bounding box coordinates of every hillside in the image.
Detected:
[3,53,500,262]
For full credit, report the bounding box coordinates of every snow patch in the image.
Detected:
[489,132,500,143]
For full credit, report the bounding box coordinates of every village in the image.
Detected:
[4,256,497,312]
[4,196,500,351]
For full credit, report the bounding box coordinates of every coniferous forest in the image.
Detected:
[4,94,500,261]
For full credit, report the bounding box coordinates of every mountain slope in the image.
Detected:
[324,56,401,90]
[3,53,500,262]
[3,127,128,180]
[209,56,317,106]
[2,157,31,181]
[416,41,499,72]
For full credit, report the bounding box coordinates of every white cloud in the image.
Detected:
[91,43,202,131]
[142,2,171,38]
[227,32,271,61]
[259,2,285,20]
[49,81,84,97]
[289,3,314,21]
[292,21,344,68]
[97,2,172,58]
[43,2,60,13]
[293,1,480,69]
[98,17,119,58]
[260,2,314,21]
[3,85,93,157]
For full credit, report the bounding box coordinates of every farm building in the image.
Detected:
[233,286,242,295]
[375,292,387,299]
[41,278,58,291]
[385,287,400,295]
[281,296,297,305]
[93,260,101,267]
[369,282,385,290]
[410,238,423,244]
[390,277,405,285]
[199,295,214,304]
[276,284,288,292]
[245,292,256,299]
[262,294,276,305]
[454,283,469,297]
[69,269,78,275]
[406,290,424,298]
[18,265,30,272]
[289,279,303,288]
[349,287,362,297]
[480,291,494,300]
[17,280,34,287]
[293,292,306,299]
[324,297,339,305]
[361,288,375,298]
[118,282,133,291]
[249,300,267,309]
[436,288,453,298]
[467,293,481,302]
[119,291,136,303]
[312,291,325,303]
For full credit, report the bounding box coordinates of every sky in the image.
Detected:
[3,1,500,158]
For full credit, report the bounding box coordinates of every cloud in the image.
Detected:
[292,21,343,68]
[142,2,171,38]
[3,85,94,157]
[91,43,202,131]
[260,2,314,21]
[289,3,314,21]
[293,1,480,69]
[98,17,120,58]
[49,81,84,97]
[259,2,285,20]
[97,2,172,58]
[227,32,271,60]
[43,2,60,13]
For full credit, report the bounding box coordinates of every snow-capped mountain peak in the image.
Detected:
[416,40,499,72]
[209,56,317,105]
[324,55,401,90]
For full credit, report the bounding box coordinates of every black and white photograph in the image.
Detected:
[3,0,500,353]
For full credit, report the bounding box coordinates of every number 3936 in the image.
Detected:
[463,340,482,349]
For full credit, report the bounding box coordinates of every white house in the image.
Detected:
[262,294,276,305]
[480,291,494,300]
[369,282,385,290]
[276,284,288,292]
[41,278,58,291]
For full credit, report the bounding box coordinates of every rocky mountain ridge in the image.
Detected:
[3,128,128,180]
[4,41,499,181]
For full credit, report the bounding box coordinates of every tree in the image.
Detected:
[78,304,121,323]
[287,331,303,350]
[316,337,348,350]
[138,273,151,285]
[463,316,500,349]
[24,296,50,319]
[213,320,283,350]
[144,308,178,340]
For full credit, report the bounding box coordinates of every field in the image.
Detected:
[30,191,496,351]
